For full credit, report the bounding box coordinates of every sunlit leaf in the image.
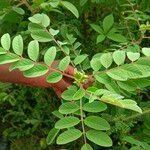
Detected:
[1,33,11,50]
[12,35,23,56]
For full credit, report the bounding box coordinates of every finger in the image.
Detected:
[51,78,71,92]
[83,75,94,89]
[64,65,75,76]
[54,88,62,99]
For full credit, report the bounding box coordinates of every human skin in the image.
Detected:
[0,61,93,98]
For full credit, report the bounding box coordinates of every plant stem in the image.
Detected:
[80,99,87,144]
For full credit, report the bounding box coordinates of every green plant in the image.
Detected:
[0,0,150,149]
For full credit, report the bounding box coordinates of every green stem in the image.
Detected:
[80,99,87,144]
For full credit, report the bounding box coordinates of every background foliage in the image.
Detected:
[0,0,150,150]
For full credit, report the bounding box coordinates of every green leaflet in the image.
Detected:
[81,143,93,150]
[103,14,114,33]
[9,59,34,71]
[80,0,88,6]
[59,102,80,114]
[133,78,150,88]
[107,68,128,81]
[28,23,44,32]
[90,58,102,71]
[142,47,150,57]
[46,128,59,145]
[94,73,111,84]
[0,47,7,54]
[113,50,126,65]
[74,54,88,65]
[55,116,80,129]
[122,64,142,78]
[58,56,70,71]
[86,130,112,147]
[117,81,137,92]
[61,86,78,101]
[1,33,11,50]
[31,30,53,42]
[127,52,140,62]
[134,57,150,77]
[90,24,103,34]
[0,53,19,65]
[62,86,85,101]
[101,95,142,113]
[29,13,50,27]
[121,99,142,113]
[12,6,25,15]
[100,53,113,68]
[84,116,110,130]
[28,40,39,61]
[52,111,64,119]
[12,35,23,56]
[23,64,48,77]
[83,101,107,113]
[49,28,59,36]
[97,34,106,43]
[46,72,63,83]
[73,88,85,100]
[122,136,143,147]
[61,1,79,18]
[56,129,82,145]
[44,46,57,66]
[107,33,127,43]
